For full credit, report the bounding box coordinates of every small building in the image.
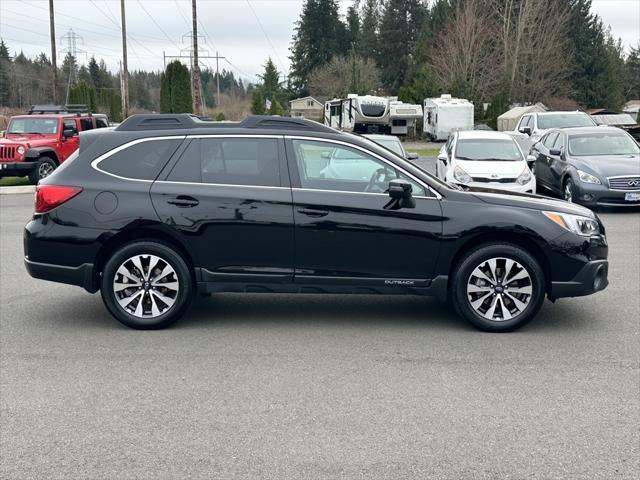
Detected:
[289,96,325,123]
[497,103,547,131]
[622,100,640,122]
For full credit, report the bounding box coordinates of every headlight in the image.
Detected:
[17,146,25,155]
[543,211,600,236]
[577,170,601,184]
[516,168,532,185]
[453,165,472,184]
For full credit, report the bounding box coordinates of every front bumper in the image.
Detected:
[0,161,38,176]
[573,182,640,207]
[548,259,608,300]
[24,257,98,293]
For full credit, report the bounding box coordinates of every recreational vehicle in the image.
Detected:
[324,94,422,135]
[423,95,474,141]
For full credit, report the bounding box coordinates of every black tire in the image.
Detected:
[28,156,57,185]
[563,177,575,203]
[100,241,193,329]
[451,243,545,332]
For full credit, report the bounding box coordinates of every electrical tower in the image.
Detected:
[60,29,86,104]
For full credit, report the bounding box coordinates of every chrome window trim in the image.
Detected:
[154,180,289,191]
[91,134,283,183]
[285,135,442,199]
[291,187,433,199]
[91,135,186,183]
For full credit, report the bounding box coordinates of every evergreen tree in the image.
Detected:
[345,2,360,50]
[68,80,97,110]
[0,40,11,106]
[289,0,348,94]
[567,0,625,108]
[624,43,640,100]
[258,57,282,103]
[159,60,192,113]
[359,0,380,59]
[61,52,78,86]
[377,0,426,91]
[215,112,226,121]
[268,99,285,116]
[251,89,265,115]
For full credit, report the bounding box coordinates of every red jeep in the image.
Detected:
[0,105,109,184]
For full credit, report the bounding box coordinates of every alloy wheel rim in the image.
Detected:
[113,254,179,318]
[39,162,54,179]
[564,182,573,202]
[466,257,533,322]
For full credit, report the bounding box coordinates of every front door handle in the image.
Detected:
[167,195,199,208]
[298,208,329,218]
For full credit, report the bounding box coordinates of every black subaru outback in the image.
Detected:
[24,115,609,331]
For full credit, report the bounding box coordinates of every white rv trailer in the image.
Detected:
[324,94,422,135]
[423,94,474,141]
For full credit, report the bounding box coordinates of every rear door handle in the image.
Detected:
[167,195,199,208]
[298,208,329,218]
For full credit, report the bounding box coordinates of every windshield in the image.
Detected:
[568,133,640,156]
[455,138,523,161]
[537,113,595,130]
[8,118,59,135]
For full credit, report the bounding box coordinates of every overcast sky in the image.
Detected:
[0,0,638,83]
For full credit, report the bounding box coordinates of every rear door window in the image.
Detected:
[79,118,94,131]
[99,138,182,180]
[166,137,282,187]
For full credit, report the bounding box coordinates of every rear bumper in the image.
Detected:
[0,161,38,176]
[24,257,98,293]
[548,259,608,300]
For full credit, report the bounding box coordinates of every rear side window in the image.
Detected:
[96,118,108,128]
[80,118,93,131]
[167,137,281,187]
[99,139,181,180]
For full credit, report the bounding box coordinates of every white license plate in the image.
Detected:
[625,192,640,201]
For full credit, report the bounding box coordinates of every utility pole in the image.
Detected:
[215,51,226,108]
[191,0,203,115]
[120,0,129,119]
[49,0,58,104]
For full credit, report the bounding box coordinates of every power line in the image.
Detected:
[245,0,287,73]
[135,0,180,49]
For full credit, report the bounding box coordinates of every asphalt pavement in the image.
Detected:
[1,180,639,479]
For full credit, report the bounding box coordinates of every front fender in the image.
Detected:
[25,147,59,163]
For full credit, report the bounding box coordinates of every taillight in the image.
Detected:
[35,185,83,213]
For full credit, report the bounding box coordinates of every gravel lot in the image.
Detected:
[1,182,639,479]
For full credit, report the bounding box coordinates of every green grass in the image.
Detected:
[0,176,30,187]
[411,148,440,158]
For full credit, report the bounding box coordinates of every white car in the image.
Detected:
[363,134,419,160]
[437,130,536,194]
[514,111,596,145]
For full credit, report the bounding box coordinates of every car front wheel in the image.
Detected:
[28,156,57,184]
[451,243,545,332]
[101,241,193,329]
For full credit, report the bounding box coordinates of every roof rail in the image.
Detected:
[115,114,336,133]
[28,104,90,115]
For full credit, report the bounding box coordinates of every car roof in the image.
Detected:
[363,134,401,142]
[11,114,92,119]
[536,111,588,117]
[456,130,514,140]
[559,126,629,136]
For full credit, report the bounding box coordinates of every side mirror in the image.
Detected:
[406,152,419,160]
[549,148,562,157]
[527,154,536,169]
[437,153,448,164]
[62,128,76,138]
[519,126,532,136]
[386,179,416,209]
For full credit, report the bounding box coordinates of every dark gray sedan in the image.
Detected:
[531,126,640,207]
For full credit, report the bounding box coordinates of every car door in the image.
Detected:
[286,137,443,286]
[535,131,558,189]
[547,132,568,189]
[60,118,80,161]
[151,135,295,284]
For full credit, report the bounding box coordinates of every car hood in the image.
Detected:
[571,154,640,178]
[1,135,56,147]
[470,188,595,217]
[455,158,527,176]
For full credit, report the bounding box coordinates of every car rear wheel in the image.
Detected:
[101,241,193,329]
[28,156,57,185]
[452,243,545,332]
